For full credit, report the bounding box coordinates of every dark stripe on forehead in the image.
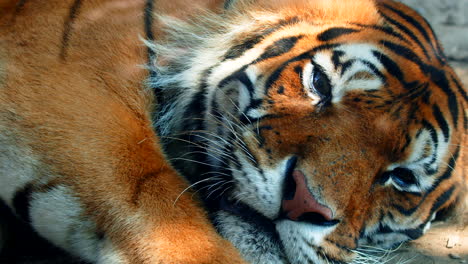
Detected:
[317,27,360,42]
[451,74,468,103]
[59,0,83,60]
[418,15,447,64]
[265,43,342,90]
[224,35,264,61]
[352,23,410,44]
[380,40,459,128]
[359,59,387,84]
[378,10,430,61]
[432,104,450,142]
[256,36,303,62]
[381,3,443,64]
[372,50,405,86]
[331,50,345,69]
[222,17,301,61]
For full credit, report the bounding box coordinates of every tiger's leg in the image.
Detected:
[25,171,245,264]
[0,129,243,264]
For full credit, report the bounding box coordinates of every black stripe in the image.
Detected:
[265,43,342,91]
[393,146,459,216]
[224,35,264,61]
[257,36,302,62]
[317,27,359,42]
[6,0,28,25]
[417,13,447,64]
[378,10,430,61]
[432,104,450,142]
[324,238,354,253]
[429,185,456,216]
[60,0,83,60]
[400,133,412,154]
[382,3,446,64]
[14,0,28,15]
[340,59,356,77]
[222,17,300,61]
[406,82,430,102]
[402,226,425,240]
[450,74,468,102]
[144,0,163,104]
[331,50,345,70]
[144,0,156,60]
[428,146,460,192]
[372,50,405,85]
[380,40,459,127]
[360,59,387,84]
[352,23,410,44]
[12,183,34,222]
[217,66,251,93]
[393,147,460,216]
[381,3,434,59]
[449,93,460,129]
[421,119,438,148]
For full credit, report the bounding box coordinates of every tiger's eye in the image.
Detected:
[390,168,418,188]
[311,69,331,99]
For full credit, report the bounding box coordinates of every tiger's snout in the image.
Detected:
[280,156,338,227]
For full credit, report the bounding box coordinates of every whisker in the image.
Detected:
[173,176,221,206]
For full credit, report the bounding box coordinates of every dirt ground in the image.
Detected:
[0,0,467,264]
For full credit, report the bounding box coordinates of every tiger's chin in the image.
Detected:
[213,197,339,264]
[213,198,288,264]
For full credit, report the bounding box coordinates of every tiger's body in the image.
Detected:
[0,0,466,263]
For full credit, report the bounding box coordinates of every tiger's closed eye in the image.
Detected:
[383,167,420,192]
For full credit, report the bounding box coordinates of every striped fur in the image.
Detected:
[151,0,467,263]
[0,0,245,263]
[0,0,466,264]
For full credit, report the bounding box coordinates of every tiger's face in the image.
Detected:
[153,0,466,263]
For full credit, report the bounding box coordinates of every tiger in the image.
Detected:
[0,0,466,263]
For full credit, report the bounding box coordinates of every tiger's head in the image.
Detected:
[151,0,467,263]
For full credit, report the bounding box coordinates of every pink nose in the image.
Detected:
[282,170,333,222]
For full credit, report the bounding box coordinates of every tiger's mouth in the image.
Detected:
[214,194,341,264]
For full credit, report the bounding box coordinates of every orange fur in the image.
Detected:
[0,0,466,263]
[0,0,244,263]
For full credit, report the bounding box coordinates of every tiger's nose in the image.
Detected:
[281,157,337,226]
